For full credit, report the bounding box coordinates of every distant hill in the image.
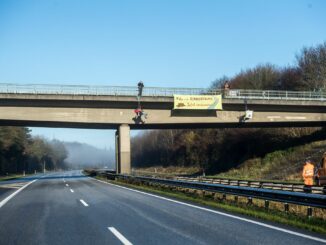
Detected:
[63,142,115,170]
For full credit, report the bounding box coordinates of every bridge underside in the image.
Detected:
[0,119,326,129]
[0,104,325,129]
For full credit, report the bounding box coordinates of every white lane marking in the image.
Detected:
[70,189,74,193]
[66,184,69,187]
[80,199,89,207]
[94,178,326,243]
[63,179,66,183]
[0,180,37,208]
[108,227,133,245]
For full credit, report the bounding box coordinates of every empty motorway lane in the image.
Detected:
[0,171,325,245]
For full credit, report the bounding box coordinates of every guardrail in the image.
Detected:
[87,170,326,209]
[174,176,326,195]
[0,83,326,101]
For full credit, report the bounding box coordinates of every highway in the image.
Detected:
[0,171,325,245]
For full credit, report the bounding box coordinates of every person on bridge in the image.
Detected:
[224,81,230,91]
[223,81,230,98]
[138,81,144,97]
[134,106,142,118]
[302,160,315,187]
[133,106,147,124]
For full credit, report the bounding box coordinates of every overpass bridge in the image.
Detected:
[0,83,326,174]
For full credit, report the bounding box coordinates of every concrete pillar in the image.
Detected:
[118,124,131,174]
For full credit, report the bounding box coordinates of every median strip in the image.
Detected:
[108,227,133,245]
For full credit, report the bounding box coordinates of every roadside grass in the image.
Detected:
[134,140,326,183]
[213,140,326,181]
[95,175,326,235]
[0,174,26,182]
[133,166,200,177]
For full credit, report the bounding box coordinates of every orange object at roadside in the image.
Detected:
[302,161,315,186]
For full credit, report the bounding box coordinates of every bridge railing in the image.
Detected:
[225,89,326,101]
[0,83,219,96]
[0,83,325,101]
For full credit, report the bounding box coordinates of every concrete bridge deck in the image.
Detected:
[0,90,326,129]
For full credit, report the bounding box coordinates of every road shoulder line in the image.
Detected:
[0,180,37,208]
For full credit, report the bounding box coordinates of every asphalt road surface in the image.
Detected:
[0,170,325,245]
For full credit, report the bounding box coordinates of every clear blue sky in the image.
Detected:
[0,0,325,149]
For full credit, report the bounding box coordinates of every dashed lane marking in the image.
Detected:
[80,199,89,207]
[108,227,133,245]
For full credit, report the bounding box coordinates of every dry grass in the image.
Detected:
[214,140,326,181]
[133,166,200,177]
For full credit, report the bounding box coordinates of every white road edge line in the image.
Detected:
[70,189,74,193]
[0,180,37,208]
[108,227,133,245]
[93,178,326,243]
[80,199,89,207]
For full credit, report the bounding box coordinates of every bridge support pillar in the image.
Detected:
[118,124,131,174]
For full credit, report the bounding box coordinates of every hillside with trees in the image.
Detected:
[131,42,326,178]
[0,127,68,175]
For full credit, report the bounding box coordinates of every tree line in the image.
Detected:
[131,42,326,174]
[0,127,68,175]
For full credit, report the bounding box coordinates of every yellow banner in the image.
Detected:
[173,94,222,110]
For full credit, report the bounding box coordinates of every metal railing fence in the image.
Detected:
[85,169,326,209]
[0,83,326,101]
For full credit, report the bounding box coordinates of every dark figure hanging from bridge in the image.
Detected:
[133,81,147,124]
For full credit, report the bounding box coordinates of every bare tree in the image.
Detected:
[296,42,326,91]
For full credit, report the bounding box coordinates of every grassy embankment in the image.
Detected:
[134,140,326,183]
[94,175,326,234]
[210,140,326,182]
[0,174,26,182]
[133,166,200,177]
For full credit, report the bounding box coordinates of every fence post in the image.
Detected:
[247,197,253,205]
[264,200,269,210]
[222,193,226,201]
[284,203,289,213]
[307,207,313,218]
[234,196,238,202]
